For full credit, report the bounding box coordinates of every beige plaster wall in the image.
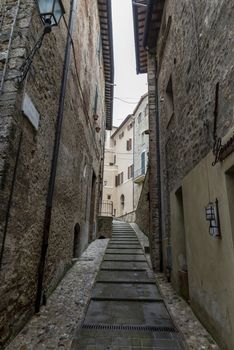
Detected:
[170,136,234,349]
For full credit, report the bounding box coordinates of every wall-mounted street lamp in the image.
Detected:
[37,0,65,26]
[205,199,221,238]
[19,0,65,83]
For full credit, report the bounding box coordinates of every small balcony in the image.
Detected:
[133,167,146,183]
[98,200,113,217]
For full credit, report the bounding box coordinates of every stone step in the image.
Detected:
[103,254,147,262]
[101,261,149,270]
[91,282,162,300]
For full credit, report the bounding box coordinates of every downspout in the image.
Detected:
[155,58,163,272]
[35,0,77,313]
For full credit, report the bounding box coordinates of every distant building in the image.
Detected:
[103,116,134,218]
[133,94,149,210]
[102,94,149,219]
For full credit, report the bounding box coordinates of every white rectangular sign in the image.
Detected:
[22,93,40,130]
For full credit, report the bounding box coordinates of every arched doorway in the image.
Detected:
[73,223,81,258]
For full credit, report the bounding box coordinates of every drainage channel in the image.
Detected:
[71,221,185,349]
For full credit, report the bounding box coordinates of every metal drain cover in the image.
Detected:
[82,323,177,332]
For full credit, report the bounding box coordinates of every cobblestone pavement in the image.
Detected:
[155,274,219,350]
[131,223,219,350]
[5,239,109,350]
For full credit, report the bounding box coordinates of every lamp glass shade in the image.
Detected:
[37,0,65,26]
[53,0,64,24]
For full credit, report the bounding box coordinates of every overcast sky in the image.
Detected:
[112,0,147,127]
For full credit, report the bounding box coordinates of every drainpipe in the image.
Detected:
[35,0,77,313]
[155,58,163,273]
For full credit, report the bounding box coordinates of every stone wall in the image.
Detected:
[97,216,112,239]
[135,171,149,237]
[157,0,234,241]
[118,211,136,223]
[147,53,161,271]
[156,1,234,348]
[0,0,108,346]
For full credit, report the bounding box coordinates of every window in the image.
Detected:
[141,152,146,175]
[120,194,125,209]
[120,172,124,184]
[128,165,133,179]
[113,140,116,146]
[119,131,124,139]
[113,155,116,164]
[104,180,107,186]
[165,75,174,123]
[107,194,111,200]
[115,172,124,186]
[138,113,142,124]
[127,122,133,130]
[126,138,132,151]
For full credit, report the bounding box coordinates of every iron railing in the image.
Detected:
[98,200,113,217]
[134,167,145,179]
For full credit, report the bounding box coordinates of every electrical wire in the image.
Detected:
[114,97,139,104]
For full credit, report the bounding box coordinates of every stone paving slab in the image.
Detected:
[108,244,142,249]
[91,283,162,300]
[106,249,143,254]
[83,300,174,327]
[110,239,139,242]
[103,254,147,261]
[72,329,183,349]
[101,261,148,270]
[96,270,153,282]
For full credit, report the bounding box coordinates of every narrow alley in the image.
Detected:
[0,0,234,349]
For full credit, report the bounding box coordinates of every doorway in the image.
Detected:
[173,187,189,301]
[88,172,97,242]
[73,223,81,258]
[225,165,234,246]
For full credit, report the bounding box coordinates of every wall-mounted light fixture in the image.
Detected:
[205,199,221,238]
[19,0,65,83]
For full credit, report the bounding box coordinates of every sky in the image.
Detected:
[112,0,147,127]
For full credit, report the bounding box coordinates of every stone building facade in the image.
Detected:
[133,0,234,349]
[0,0,114,347]
[102,95,149,220]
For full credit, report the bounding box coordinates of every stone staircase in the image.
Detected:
[71,221,184,349]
